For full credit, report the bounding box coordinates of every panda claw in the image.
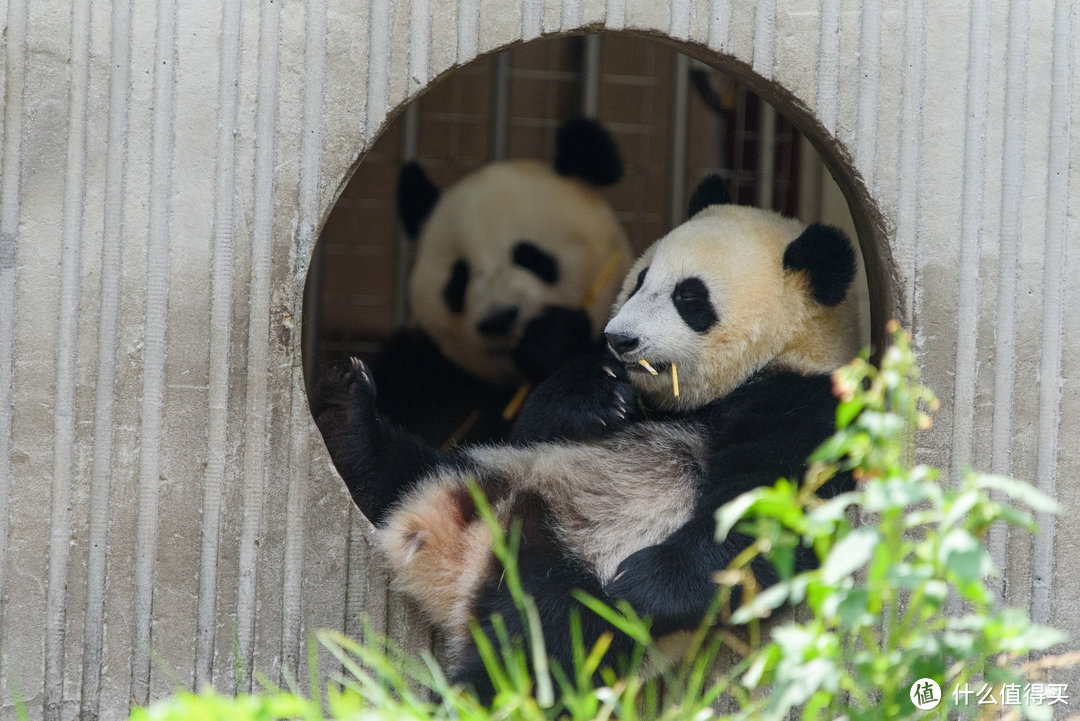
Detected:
[336,358,376,404]
[312,357,378,433]
[603,365,617,379]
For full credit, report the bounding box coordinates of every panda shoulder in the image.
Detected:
[703,371,838,433]
[734,370,835,409]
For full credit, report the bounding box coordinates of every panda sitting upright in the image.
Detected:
[311,174,861,698]
[361,118,631,447]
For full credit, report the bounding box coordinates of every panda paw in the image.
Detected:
[510,354,635,443]
[606,543,712,636]
[311,357,377,435]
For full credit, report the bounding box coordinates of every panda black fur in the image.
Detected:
[356,118,631,446]
[311,175,860,699]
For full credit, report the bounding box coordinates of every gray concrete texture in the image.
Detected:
[0,1,1077,719]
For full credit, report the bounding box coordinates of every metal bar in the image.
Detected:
[670,53,690,227]
[492,51,511,160]
[582,34,600,118]
[757,103,776,209]
[395,101,421,325]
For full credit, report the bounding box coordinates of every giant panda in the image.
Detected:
[311,174,861,699]
[357,118,632,447]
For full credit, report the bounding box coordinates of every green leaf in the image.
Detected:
[771,543,796,580]
[715,489,766,541]
[938,528,991,583]
[942,489,980,531]
[742,643,781,688]
[731,578,803,624]
[523,596,554,707]
[835,399,863,428]
[973,474,1060,513]
[862,477,934,511]
[921,580,949,610]
[808,432,852,464]
[805,492,859,538]
[983,609,1069,653]
[1023,703,1055,721]
[1010,624,1068,652]
[855,410,904,438]
[821,527,879,583]
[802,689,832,721]
[570,590,652,645]
[886,562,932,589]
[761,658,839,721]
[941,630,975,658]
[831,587,876,629]
[995,503,1038,532]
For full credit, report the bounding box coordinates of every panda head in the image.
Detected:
[605,175,860,412]
[400,119,631,386]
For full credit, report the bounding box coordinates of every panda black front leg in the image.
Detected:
[311,358,454,526]
[511,305,595,381]
[510,353,637,443]
[606,514,744,636]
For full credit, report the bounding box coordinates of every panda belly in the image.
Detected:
[468,420,707,580]
[377,420,706,652]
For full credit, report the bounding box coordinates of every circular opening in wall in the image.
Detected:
[303,32,886,451]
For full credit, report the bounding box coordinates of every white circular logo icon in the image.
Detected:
[910,678,942,710]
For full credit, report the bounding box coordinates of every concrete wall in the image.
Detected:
[0,1,1076,719]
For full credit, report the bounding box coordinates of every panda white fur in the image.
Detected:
[358,118,632,446]
[311,175,861,699]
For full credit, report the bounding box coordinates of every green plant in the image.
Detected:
[717,322,1067,720]
[127,688,319,721]
[130,323,1071,720]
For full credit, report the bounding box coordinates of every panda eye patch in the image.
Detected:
[628,266,648,298]
[512,241,559,285]
[443,259,470,314]
[672,276,718,333]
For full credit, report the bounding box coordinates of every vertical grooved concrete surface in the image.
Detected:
[0,1,1076,718]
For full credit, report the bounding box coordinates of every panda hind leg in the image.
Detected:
[311,357,452,526]
[450,501,637,702]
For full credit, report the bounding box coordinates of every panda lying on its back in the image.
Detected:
[311,175,860,699]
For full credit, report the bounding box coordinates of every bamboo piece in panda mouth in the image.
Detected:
[672,362,679,397]
[638,359,659,375]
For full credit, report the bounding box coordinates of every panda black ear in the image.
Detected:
[687,174,733,219]
[782,223,857,307]
[397,162,440,239]
[554,118,623,186]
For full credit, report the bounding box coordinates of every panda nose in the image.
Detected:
[477,306,519,337]
[605,332,639,355]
